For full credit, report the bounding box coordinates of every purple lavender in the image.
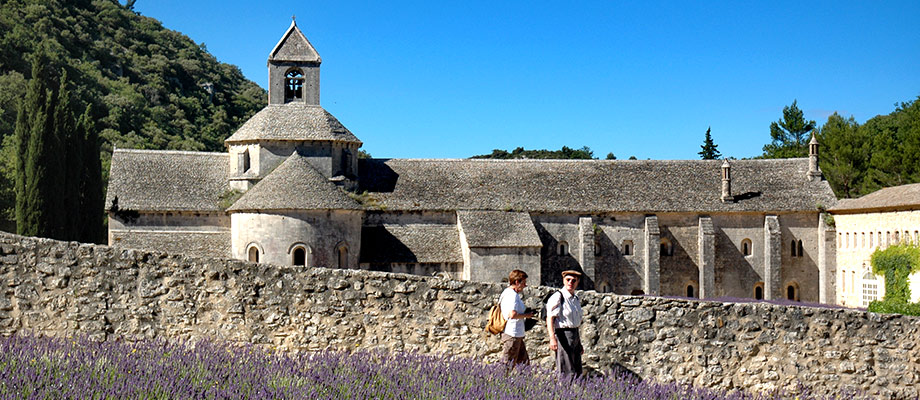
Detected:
[0,335,866,399]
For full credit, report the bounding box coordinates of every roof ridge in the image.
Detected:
[114,149,227,156]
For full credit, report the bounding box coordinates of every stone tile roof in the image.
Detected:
[227,153,361,212]
[360,224,462,264]
[829,183,920,213]
[457,211,542,248]
[105,149,229,212]
[358,158,837,213]
[224,103,361,144]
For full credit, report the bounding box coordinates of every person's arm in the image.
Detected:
[508,309,533,319]
[547,314,558,351]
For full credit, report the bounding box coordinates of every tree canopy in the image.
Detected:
[761,100,816,159]
[471,146,597,160]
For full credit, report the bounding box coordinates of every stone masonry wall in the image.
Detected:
[0,232,917,398]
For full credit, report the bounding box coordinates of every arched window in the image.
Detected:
[337,243,348,268]
[247,245,260,263]
[797,240,803,257]
[686,283,697,298]
[557,241,569,256]
[284,69,304,102]
[753,282,764,300]
[598,282,610,293]
[869,232,874,247]
[741,238,752,256]
[786,282,799,301]
[622,240,633,256]
[660,238,672,256]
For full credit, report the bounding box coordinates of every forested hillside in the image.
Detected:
[0,0,265,230]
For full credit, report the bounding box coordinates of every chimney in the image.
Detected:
[808,134,822,181]
[721,159,732,202]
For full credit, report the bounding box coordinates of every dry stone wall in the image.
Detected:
[0,232,917,399]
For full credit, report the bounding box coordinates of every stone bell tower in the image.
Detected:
[268,18,321,106]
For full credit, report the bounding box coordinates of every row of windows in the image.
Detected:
[597,281,801,301]
[558,237,803,258]
[246,242,349,268]
[839,230,919,249]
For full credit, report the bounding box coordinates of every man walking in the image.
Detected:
[546,270,584,378]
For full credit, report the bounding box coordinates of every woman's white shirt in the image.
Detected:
[500,287,526,337]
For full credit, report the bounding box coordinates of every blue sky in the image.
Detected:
[134,1,920,160]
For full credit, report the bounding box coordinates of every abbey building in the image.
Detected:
[106,21,839,303]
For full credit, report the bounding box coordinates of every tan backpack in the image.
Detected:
[485,295,506,335]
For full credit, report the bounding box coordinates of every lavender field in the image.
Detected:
[0,335,848,399]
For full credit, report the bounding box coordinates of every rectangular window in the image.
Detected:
[862,282,878,307]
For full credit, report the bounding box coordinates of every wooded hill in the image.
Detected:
[0,0,265,231]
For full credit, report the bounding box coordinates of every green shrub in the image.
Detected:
[869,244,920,315]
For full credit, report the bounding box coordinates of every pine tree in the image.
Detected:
[762,100,816,158]
[698,127,721,159]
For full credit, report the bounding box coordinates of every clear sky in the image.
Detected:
[133,1,920,160]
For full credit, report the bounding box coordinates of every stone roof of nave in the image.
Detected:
[224,103,361,144]
[457,211,543,248]
[829,182,920,213]
[226,152,362,212]
[358,158,838,213]
[360,224,463,264]
[105,149,229,212]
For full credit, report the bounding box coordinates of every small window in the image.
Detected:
[247,246,260,263]
[790,240,797,257]
[630,289,644,296]
[860,232,865,248]
[894,231,900,243]
[237,149,250,174]
[741,238,752,256]
[797,240,803,257]
[622,240,633,256]
[292,247,306,266]
[869,232,874,247]
[557,241,569,256]
[598,282,610,293]
[686,284,695,298]
[754,283,764,300]
[284,69,304,102]
[842,270,847,294]
[660,238,672,256]
[786,282,799,301]
[337,244,348,268]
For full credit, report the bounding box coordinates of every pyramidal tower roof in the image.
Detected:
[269,19,321,63]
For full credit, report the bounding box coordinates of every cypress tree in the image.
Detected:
[14,45,84,241]
[78,105,104,244]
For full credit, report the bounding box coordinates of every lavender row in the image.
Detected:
[0,335,857,399]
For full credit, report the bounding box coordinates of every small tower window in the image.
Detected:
[284,69,304,102]
[754,283,764,300]
[247,245,260,263]
[237,149,250,174]
[622,240,633,256]
[557,241,569,256]
[797,240,804,257]
[741,238,752,256]
[790,240,797,257]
